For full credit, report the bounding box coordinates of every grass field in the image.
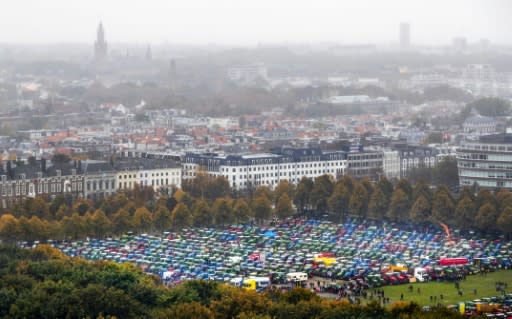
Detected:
[377,270,512,306]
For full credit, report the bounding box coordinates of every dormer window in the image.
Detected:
[56,169,61,177]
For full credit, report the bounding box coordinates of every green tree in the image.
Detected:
[432,187,455,224]
[18,216,32,241]
[253,186,273,203]
[423,132,443,144]
[275,193,293,219]
[90,209,112,238]
[0,214,21,243]
[432,157,459,187]
[377,177,394,198]
[153,205,172,231]
[49,194,67,218]
[339,175,354,194]
[232,198,253,224]
[191,200,212,227]
[454,195,476,231]
[360,178,374,197]
[496,189,512,212]
[497,206,512,239]
[112,208,133,234]
[208,176,231,200]
[348,183,369,218]
[273,180,295,205]
[293,177,313,213]
[475,202,499,234]
[55,204,70,220]
[368,186,389,220]
[467,97,511,117]
[28,216,49,241]
[133,207,153,233]
[252,196,273,223]
[387,188,411,222]
[212,198,234,226]
[157,302,214,319]
[409,194,432,224]
[327,183,350,222]
[171,203,192,229]
[395,179,413,201]
[412,180,433,202]
[25,197,51,220]
[62,213,85,239]
[51,153,71,164]
[82,212,94,237]
[310,175,334,211]
[72,199,92,216]
[475,189,496,211]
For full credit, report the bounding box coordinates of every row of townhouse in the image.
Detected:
[0,158,181,207]
[0,144,448,207]
[181,145,447,190]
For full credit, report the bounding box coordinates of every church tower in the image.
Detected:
[94,22,108,62]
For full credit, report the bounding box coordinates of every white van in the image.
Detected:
[414,267,428,282]
[286,272,308,282]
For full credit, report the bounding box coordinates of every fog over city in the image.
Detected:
[2,1,512,318]
[0,0,510,45]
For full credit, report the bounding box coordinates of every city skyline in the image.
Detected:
[0,0,510,46]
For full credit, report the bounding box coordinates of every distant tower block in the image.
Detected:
[94,22,108,62]
[146,45,152,61]
[399,22,410,49]
[169,59,177,90]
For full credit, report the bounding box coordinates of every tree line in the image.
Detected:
[0,244,468,319]
[1,172,512,243]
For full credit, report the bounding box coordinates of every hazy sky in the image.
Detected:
[0,0,510,45]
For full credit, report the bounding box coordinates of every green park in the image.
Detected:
[380,270,512,306]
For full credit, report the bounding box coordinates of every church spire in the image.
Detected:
[94,21,108,62]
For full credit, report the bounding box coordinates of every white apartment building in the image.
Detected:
[115,159,182,193]
[227,63,268,84]
[382,150,401,179]
[182,148,347,190]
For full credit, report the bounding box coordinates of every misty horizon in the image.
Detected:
[0,0,510,46]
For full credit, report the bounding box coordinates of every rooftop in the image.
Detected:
[479,133,512,144]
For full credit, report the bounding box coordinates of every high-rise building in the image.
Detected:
[457,133,512,190]
[399,22,410,49]
[94,22,108,62]
[145,45,152,61]
[452,37,467,52]
[169,59,177,90]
